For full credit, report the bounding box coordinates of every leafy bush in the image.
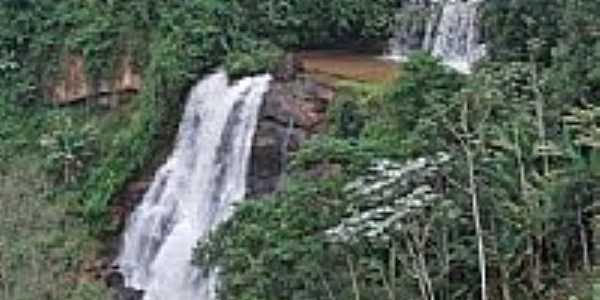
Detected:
[328,91,367,139]
[224,40,284,77]
[482,0,561,63]
[41,113,97,184]
[357,54,465,155]
[235,0,397,47]
[194,178,360,300]
[385,54,464,129]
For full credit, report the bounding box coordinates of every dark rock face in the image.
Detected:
[104,180,152,300]
[248,55,334,197]
[106,268,144,300]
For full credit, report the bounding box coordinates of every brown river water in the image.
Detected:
[296,50,399,85]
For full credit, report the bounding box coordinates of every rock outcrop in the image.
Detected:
[45,53,141,105]
[247,54,335,197]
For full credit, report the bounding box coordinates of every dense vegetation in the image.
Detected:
[2,0,600,300]
[196,1,600,300]
[0,1,396,299]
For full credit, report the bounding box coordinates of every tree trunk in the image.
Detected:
[532,63,545,294]
[491,218,513,300]
[462,100,487,300]
[443,226,450,300]
[418,250,434,300]
[390,241,397,290]
[347,255,361,300]
[578,203,591,271]
[468,149,487,300]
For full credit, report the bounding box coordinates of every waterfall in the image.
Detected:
[387,3,431,61]
[387,0,486,73]
[431,0,486,73]
[116,71,271,300]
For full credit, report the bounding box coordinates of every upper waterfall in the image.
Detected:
[116,71,271,300]
[387,0,486,73]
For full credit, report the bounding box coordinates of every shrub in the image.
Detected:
[40,113,97,184]
[224,40,284,77]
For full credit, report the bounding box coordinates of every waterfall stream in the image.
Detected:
[116,71,271,300]
[431,0,486,72]
[387,0,486,73]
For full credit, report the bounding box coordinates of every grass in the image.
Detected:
[570,269,600,300]
[0,98,149,300]
[0,147,108,300]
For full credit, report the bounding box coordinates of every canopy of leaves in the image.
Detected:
[198,1,600,298]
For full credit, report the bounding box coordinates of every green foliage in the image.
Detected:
[234,0,396,47]
[483,0,561,63]
[359,54,465,154]
[483,0,600,104]
[67,282,108,300]
[329,97,366,139]
[0,149,109,300]
[291,136,375,175]
[385,54,464,130]
[3,0,600,299]
[41,113,97,184]
[195,178,390,300]
[200,44,600,300]
[0,0,402,298]
[545,0,600,105]
[0,0,399,98]
[329,80,387,138]
[224,40,284,78]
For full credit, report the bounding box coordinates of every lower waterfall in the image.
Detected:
[116,71,272,300]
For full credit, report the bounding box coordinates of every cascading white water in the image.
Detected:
[387,3,432,61]
[431,0,486,73]
[116,71,271,300]
[387,0,486,73]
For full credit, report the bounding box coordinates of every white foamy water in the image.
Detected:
[387,0,486,73]
[116,71,271,300]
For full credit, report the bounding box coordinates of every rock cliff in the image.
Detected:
[45,53,141,105]
[248,55,334,197]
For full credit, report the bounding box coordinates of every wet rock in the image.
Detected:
[105,268,125,288]
[248,120,307,196]
[117,289,145,300]
[105,268,144,300]
[261,93,316,129]
[248,55,335,197]
[110,180,150,227]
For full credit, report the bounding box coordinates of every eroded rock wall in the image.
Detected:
[248,55,335,197]
[45,53,141,105]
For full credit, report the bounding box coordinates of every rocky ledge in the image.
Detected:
[247,54,335,197]
[45,53,142,106]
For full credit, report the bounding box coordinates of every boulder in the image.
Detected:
[105,268,145,300]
